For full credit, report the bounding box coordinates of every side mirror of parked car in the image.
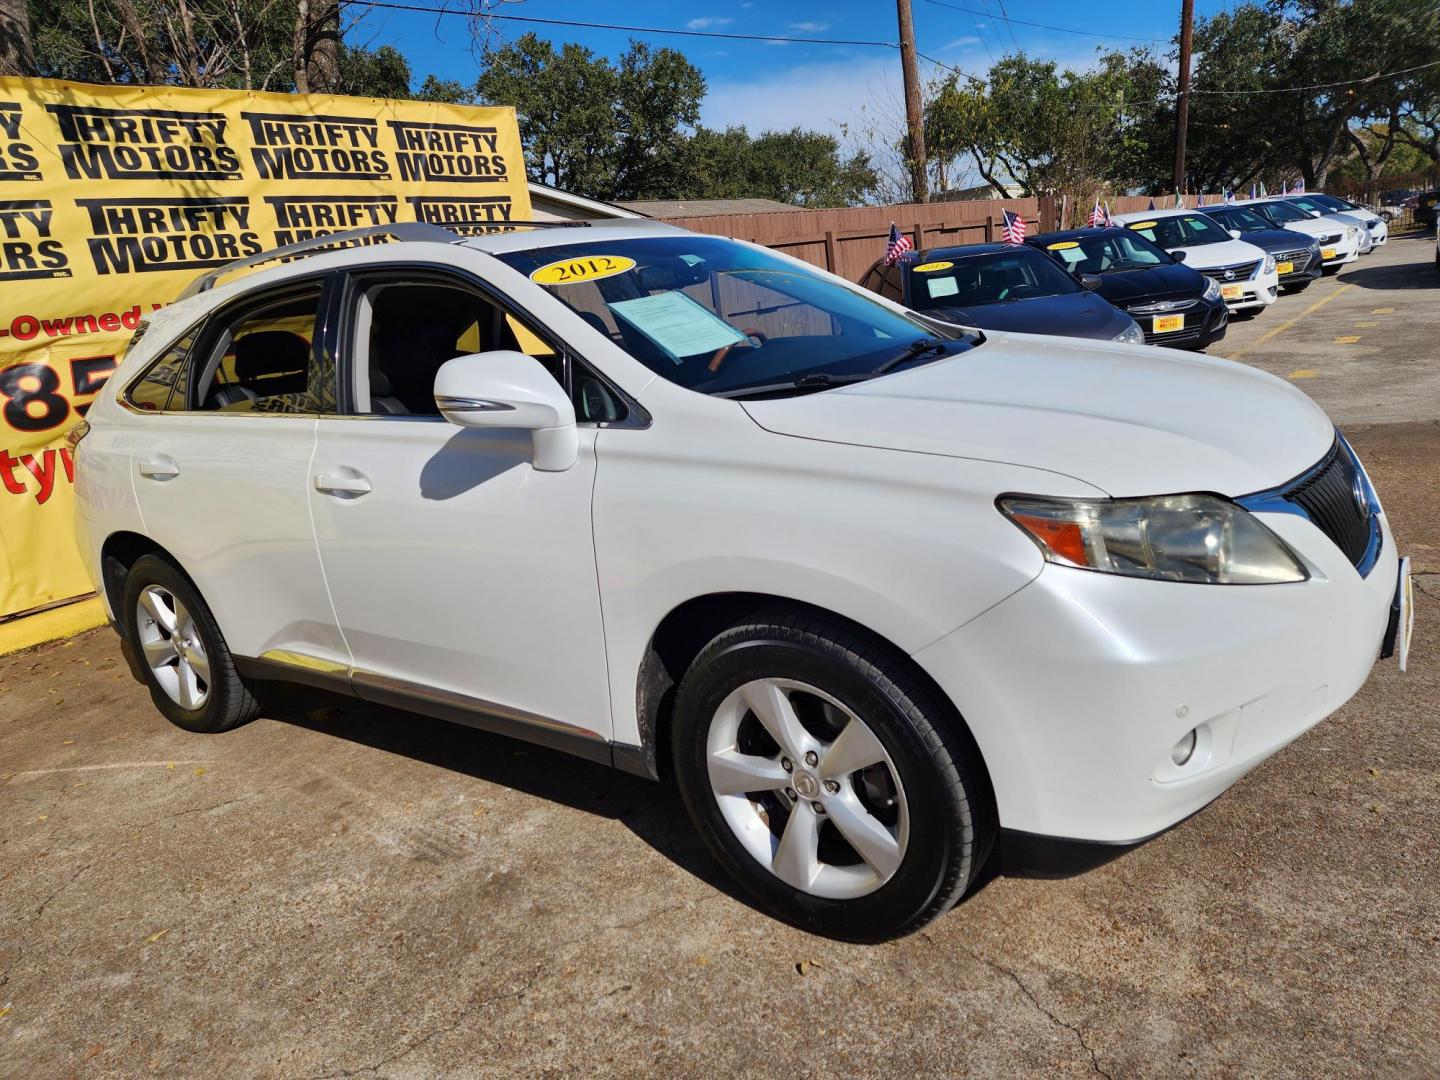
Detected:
[1309,210,1322,217]
[433,351,579,472]
[1077,273,1103,291]
[1228,229,1243,239]
[1171,250,1187,263]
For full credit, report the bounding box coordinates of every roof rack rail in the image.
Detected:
[179,222,461,299]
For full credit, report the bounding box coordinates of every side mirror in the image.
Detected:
[1309,210,1322,218]
[1228,229,1243,239]
[1171,250,1187,263]
[1078,273,1103,291]
[434,350,579,472]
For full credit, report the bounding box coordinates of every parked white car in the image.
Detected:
[1295,193,1389,247]
[73,222,1412,941]
[1237,198,1363,269]
[1110,209,1279,313]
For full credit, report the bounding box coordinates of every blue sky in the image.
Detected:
[354,1,1236,141]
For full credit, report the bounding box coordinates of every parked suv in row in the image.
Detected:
[75,221,1412,940]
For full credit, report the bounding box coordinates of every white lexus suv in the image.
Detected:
[1111,208,1279,313]
[73,222,1412,941]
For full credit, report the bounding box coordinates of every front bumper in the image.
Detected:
[912,511,1399,844]
[1224,268,1280,311]
[1132,295,1229,350]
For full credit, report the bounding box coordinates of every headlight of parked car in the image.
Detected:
[1112,321,1146,345]
[1202,277,1222,301]
[1262,254,1276,275]
[997,493,1309,584]
[1346,226,1358,240]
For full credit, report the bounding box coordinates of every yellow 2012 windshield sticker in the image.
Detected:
[530,255,636,285]
[1128,221,1158,230]
[911,261,954,273]
[1046,241,1080,250]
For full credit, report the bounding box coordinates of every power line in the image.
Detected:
[1188,58,1440,95]
[920,0,1171,43]
[349,2,902,47]
[991,0,1024,55]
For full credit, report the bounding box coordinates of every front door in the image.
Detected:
[308,270,613,748]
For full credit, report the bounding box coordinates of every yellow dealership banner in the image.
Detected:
[0,77,529,630]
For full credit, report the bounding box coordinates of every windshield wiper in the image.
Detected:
[872,336,948,375]
[714,371,876,400]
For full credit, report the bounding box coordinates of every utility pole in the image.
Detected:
[897,0,929,203]
[1172,0,1194,193]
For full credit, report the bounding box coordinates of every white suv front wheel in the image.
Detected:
[673,611,994,941]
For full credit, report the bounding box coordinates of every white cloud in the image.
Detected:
[686,16,733,30]
[941,35,981,50]
[702,56,903,142]
[788,21,830,32]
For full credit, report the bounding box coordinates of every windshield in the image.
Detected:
[497,235,975,398]
[905,247,1080,310]
[1259,200,1311,224]
[1040,231,1169,274]
[1287,196,1333,216]
[1306,193,1351,212]
[1125,213,1230,248]
[1205,206,1271,232]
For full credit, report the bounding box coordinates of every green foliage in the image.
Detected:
[680,126,878,207]
[337,44,412,100]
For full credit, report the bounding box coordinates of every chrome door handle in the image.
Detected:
[313,472,372,496]
[137,457,179,480]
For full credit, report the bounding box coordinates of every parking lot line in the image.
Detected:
[1289,369,1319,379]
[1355,321,1378,328]
[1334,336,1362,344]
[1226,283,1354,361]
[1371,307,1394,314]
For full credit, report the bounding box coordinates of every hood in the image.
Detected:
[1276,218,1335,240]
[1171,237,1269,270]
[923,290,1129,341]
[1088,262,1207,305]
[741,333,1335,497]
[1229,228,1318,254]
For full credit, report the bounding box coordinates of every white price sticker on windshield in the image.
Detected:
[608,291,747,362]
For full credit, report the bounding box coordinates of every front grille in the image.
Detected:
[1200,260,1261,283]
[1319,232,1342,245]
[1274,248,1313,274]
[1283,442,1372,567]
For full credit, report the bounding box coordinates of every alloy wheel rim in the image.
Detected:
[706,678,909,900]
[135,585,210,709]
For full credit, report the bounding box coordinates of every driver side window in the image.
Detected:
[350,276,626,424]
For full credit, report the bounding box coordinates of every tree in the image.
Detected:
[336,42,411,98]
[476,32,706,201]
[0,0,34,75]
[680,126,877,207]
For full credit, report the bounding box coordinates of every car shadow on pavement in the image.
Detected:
[1337,243,1439,290]
[260,683,768,912]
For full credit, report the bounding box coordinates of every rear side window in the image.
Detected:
[125,330,198,412]
[198,286,334,414]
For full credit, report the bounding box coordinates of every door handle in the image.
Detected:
[313,471,372,496]
[137,456,179,480]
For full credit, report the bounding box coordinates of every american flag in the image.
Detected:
[1000,209,1026,245]
[1281,180,1289,196]
[1295,177,1305,193]
[1104,201,1115,226]
[883,223,913,267]
[1147,198,1156,211]
[1087,198,1106,227]
[1249,182,1257,200]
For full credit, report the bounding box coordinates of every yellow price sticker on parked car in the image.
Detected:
[530,255,636,285]
[911,261,954,272]
[1220,283,1243,300]
[1128,221,1158,230]
[1045,241,1080,250]
[1321,248,1336,260]
[1153,314,1184,333]
[1276,260,1294,275]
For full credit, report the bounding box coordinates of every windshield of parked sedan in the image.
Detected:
[1287,196,1335,216]
[1126,213,1230,247]
[496,236,976,397]
[905,247,1080,310]
[1258,200,1311,224]
[1039,232,1169,274]
[1204,206,1272,233]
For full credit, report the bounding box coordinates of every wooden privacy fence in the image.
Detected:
[660,193,1238,282]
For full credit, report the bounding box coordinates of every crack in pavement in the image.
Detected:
[931,934,1114,1080]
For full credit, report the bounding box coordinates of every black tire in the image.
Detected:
[122,554,265,734]
[671,610,994,942]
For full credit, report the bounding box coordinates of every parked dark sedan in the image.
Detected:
[1199,204,1324,292]
[858,242,1144,344]
[1025,227,1228,350]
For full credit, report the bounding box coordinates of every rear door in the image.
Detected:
[125,276,348,672]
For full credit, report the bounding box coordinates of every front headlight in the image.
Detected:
[1262,254,1276,275]
[1202,277,1222,301]
[1112,320,1146,345]
[997,493,1309,584]
[1346,226,1358,240]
